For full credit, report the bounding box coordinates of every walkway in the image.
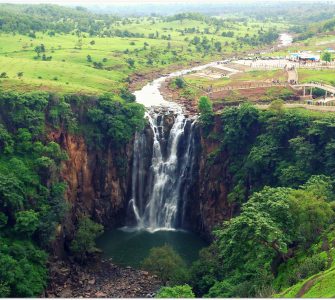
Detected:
[286,67,298,84]
[293,83,335,95]
[234,59,335,70]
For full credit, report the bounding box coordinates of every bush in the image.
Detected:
[206,280,235,298]
[141,245,189,285]
[190,245,220,296]
[70,216,104,262]
[269,99,284,113]
[174,77,186,89]
[156,284,195,298]
[296,254,327,280]
[198,96,214,128]
[0,238,47,297]
[14,210,39,236]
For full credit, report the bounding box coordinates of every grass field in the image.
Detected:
[277,267,335,298]
[298,69,335,86]
[0,17,286,94]
[274,226,335,298]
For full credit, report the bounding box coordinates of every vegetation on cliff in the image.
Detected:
[0,90,144,297]
[156,284,195,298]
[188,104,335,297]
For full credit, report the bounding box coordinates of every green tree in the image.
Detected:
[289,188,334,246]
[214,41,222,52]
[198,96,214,127]
[190,245,221,296]
[197,180,334,297]
[87,94,145,147]
[0,281,10,297]
[0,238,47,297]
[0,172,24,217]
[14,210,39,236]
[142,245,189,285]
[321,51,332,62]
[206,280,235,298]
[175,77,186,89]
[269,99,284,113]
[0,124,13,154]
[70,216,104,262]
[126,58,135,68]
[156,285,195,298]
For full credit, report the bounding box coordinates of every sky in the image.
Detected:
[0,0,237,3]
[0,0,321,3]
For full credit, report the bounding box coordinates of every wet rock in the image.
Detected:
[95,291,107,297]
[59,287,73,298]
[47,257,162,298]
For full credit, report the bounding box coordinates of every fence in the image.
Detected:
[238,61,335,70]
[209,82,289,93]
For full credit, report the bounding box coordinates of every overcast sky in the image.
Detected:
[0,0,324,4]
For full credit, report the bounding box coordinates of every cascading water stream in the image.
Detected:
[127,34,296,231]
[128,110,197,231]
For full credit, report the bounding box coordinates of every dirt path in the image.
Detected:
[295,274,321,298]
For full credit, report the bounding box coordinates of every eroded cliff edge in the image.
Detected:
[49,130,134,255]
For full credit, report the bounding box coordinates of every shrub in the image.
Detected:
[141,245,189,285]
[14,210,39,236]
[174,77,186,89]
[70,216,104,262]
[296,254,327,280]
[198,96,214,128]
[269,99,284,113]
[156,284,195,298]
[0,238,47,297]
[206,280,235,298]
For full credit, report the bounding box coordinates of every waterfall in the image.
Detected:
[128,109,197,231]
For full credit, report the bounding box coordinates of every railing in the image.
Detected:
[208,82,289,93]
[292,82,335,94]
[238,61,335,70]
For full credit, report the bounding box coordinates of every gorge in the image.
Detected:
[2,2,335,296]
[95,63,227,264]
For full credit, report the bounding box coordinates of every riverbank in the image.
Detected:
[128,35,291,94]
[45,256,161,298]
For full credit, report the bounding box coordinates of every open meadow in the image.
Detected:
[0,16,286,94]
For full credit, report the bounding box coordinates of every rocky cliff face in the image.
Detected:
[197,119,234,238]
[49,130,133,254]
[182,117,235,239]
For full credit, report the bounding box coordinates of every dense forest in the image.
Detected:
[189,102,335,297]
[0,91,144,296]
